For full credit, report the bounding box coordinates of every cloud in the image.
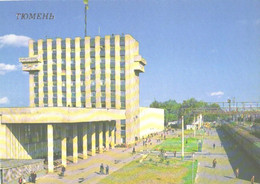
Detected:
[0,97,9,105]
[0,63,18,75]
[210,91,224,97]
[0,34,31,48]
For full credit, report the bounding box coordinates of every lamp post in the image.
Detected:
[182,116,184,160]
[192,153,195,184]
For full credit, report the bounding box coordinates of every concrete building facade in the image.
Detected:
[20,34,145,144]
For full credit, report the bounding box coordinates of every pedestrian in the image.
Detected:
[251,176,255,184]
[174,151,176,157]
[213,143,215,149]
[100,163,104,174]
[31,171,37,183]
[29,172,33,182]
[61,165,66,176]
[235,168,239,178]
[132,147,136,154]
[164,152,168,160]
[18,176,23,184]
[105,165,109,175]
[212,158,217,168]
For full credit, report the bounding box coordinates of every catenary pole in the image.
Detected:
[182,116,184,159]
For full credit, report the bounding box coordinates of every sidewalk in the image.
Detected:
[35,135,161,184]
[196,128,259,184]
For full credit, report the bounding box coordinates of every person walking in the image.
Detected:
[33,171,37,183]
[235,168,239,178]
[29,172,33,182]
[212,158,217,168]
[213,143,216,149]
[251,176,254,184]
[61,165,66,176]
[132,147,136,154]
[105,165,109,175]
[100,163,104,174]
[18,176,23,184]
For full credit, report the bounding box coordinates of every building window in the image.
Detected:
[120,36,125,46]
[120,62,125,68]
[111,102,115,108]
[110,50,115,57]
[110,37,115,46]
[100,38,105,46]
[91,92,96,97]
[61,40,66,48]
[80,39,85,48]
[90,38,95,47]
[101,85,105,92]
[101,103,106,108]
[71,40,75,48]
[62,75,66,81]
[42,41,47,50]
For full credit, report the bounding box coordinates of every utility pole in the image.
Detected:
[83,0,89,37]
[182,116,184,160]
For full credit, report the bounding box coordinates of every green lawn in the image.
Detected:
[153,137,200,152]
[99,155,198,184]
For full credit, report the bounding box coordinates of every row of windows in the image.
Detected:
[33,36,125,52]
[41,50,125,59]
[42,57,125,65]
[42,63,124,73]
[39,73,125,83]
[35,101,126,109]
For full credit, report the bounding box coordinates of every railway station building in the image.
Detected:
[0,34,164,177]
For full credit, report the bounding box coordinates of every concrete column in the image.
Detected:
[99,122,103,153]
[72,124,78,163]
[61,125,67,167]
[47,124,54,173]
[82,123,88,159]
[0,124,6,159]
[111,121,115,149]
[115,119,121,145]
[105,122,109,150]
[91,123,96,156]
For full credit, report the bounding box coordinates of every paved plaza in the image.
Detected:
[35,136,160,184]
[29,128,260,184]
[196,128,259,184]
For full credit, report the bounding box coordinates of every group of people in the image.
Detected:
[18,171,37,184]
[142,138,152,146]
[100,163,109,175]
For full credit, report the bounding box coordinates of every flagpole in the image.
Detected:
[85,5,87,37]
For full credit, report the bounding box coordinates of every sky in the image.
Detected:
[0,0,259,107]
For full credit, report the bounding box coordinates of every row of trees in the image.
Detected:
[150,98,226,125]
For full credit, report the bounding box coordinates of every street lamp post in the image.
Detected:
[192,153,195,184]
[182,116,184,160]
